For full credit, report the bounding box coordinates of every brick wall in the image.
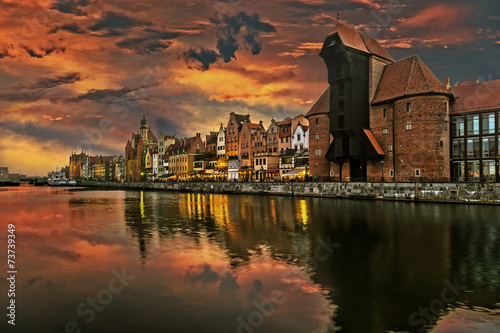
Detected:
[308,113,332,179]
[370,95,450,181]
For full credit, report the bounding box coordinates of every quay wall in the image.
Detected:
[79,181,500,205]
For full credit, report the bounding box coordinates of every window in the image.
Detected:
[482,113,495,134]
[387,144,393,152]
[339,115,344,129]
[315,149,321,156]
[269,138,272,144]
[482,161,496,181]
[286,137,289,143]
[452,117,465,137]
[316,119,319,125]
[281,138,283,144]
[241,143,245,149]
[482,137,495,158]
[297,134,301,141]
[467,161,480,181]
[467,138,480,158]
[383,109,387,118]
[263,158,266,165]
[339,82,345,98]
[389,170,394,177]
[444,122,448,131]
[382,128,388,135]
[452,139,465,159]
[244,134,246,139]
[415,169,421,177]
[406,123,412,131]
[315,134,320,141]
[467,115,479,135]
[407,103,411,113]
[273,138,276,143]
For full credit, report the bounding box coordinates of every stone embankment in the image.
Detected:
[79,181,500,205]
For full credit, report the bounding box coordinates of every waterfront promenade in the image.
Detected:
[80,180,500,205]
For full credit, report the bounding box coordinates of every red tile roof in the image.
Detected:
[279,117,292,126]
[363,129,385,156]
[372,55,452,105]
[247,123,263,130]
[450,80,500,114]
[327,24,393,62]
[306,87,330,118]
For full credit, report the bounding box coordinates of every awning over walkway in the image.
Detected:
[283,168,305,176]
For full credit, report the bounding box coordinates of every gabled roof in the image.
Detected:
[327,24,393,62]
[206,136,218,145]
[233,113,251,124]
[279,117,292,126]
[372,55,452,105]
[450,80,500,114]
[306,87,330,118]
[247,123,263,130]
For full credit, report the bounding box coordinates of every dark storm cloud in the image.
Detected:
[68,81,160,103]
[21,45,66,59]
[52,0,92,15]
[183,11,276,70]
[116,30,181,54]
[183,47,221,70]
[89,11,150,36]
[50,22,87,34]
[0,72,82,102]
[214,12,276,62]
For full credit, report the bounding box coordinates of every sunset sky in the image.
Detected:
[1,0,499,175]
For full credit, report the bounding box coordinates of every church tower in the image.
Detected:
[140,113,148,144]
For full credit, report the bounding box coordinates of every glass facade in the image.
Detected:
[451,111,499,182]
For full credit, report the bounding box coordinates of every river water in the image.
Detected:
[1,186,499,333]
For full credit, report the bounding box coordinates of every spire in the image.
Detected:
[140,113,147,129]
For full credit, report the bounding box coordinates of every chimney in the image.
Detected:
[444,77,450,89]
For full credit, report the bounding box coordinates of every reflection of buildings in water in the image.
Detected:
[306,200,453,333]
[451,215,500,304]
[177,193,313,263]
[123,191,156,263]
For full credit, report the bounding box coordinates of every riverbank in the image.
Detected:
[79,180,500,205]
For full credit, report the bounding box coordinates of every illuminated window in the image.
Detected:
[382,128,388,135]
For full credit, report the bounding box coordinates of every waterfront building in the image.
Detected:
[239,120,263,180]
[167,133,207,180]
[217,123,226,158]
[313,23,452,182]
[292,122,309,152]
[226,112,251,158]
[278,117,292,153]
[205,132,218,155]
[0,167,8,179]
[305,87,335,180]
[266,119,280,154]
[449,80,500,182]
[69,151,87,180]
[292,114,309,134]
[227,156,239,181]
[125,115,158,182]
[158,135,176,176]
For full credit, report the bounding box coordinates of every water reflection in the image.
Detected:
[1,187,500,333]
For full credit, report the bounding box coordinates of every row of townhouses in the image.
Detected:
[70,23,500,183]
